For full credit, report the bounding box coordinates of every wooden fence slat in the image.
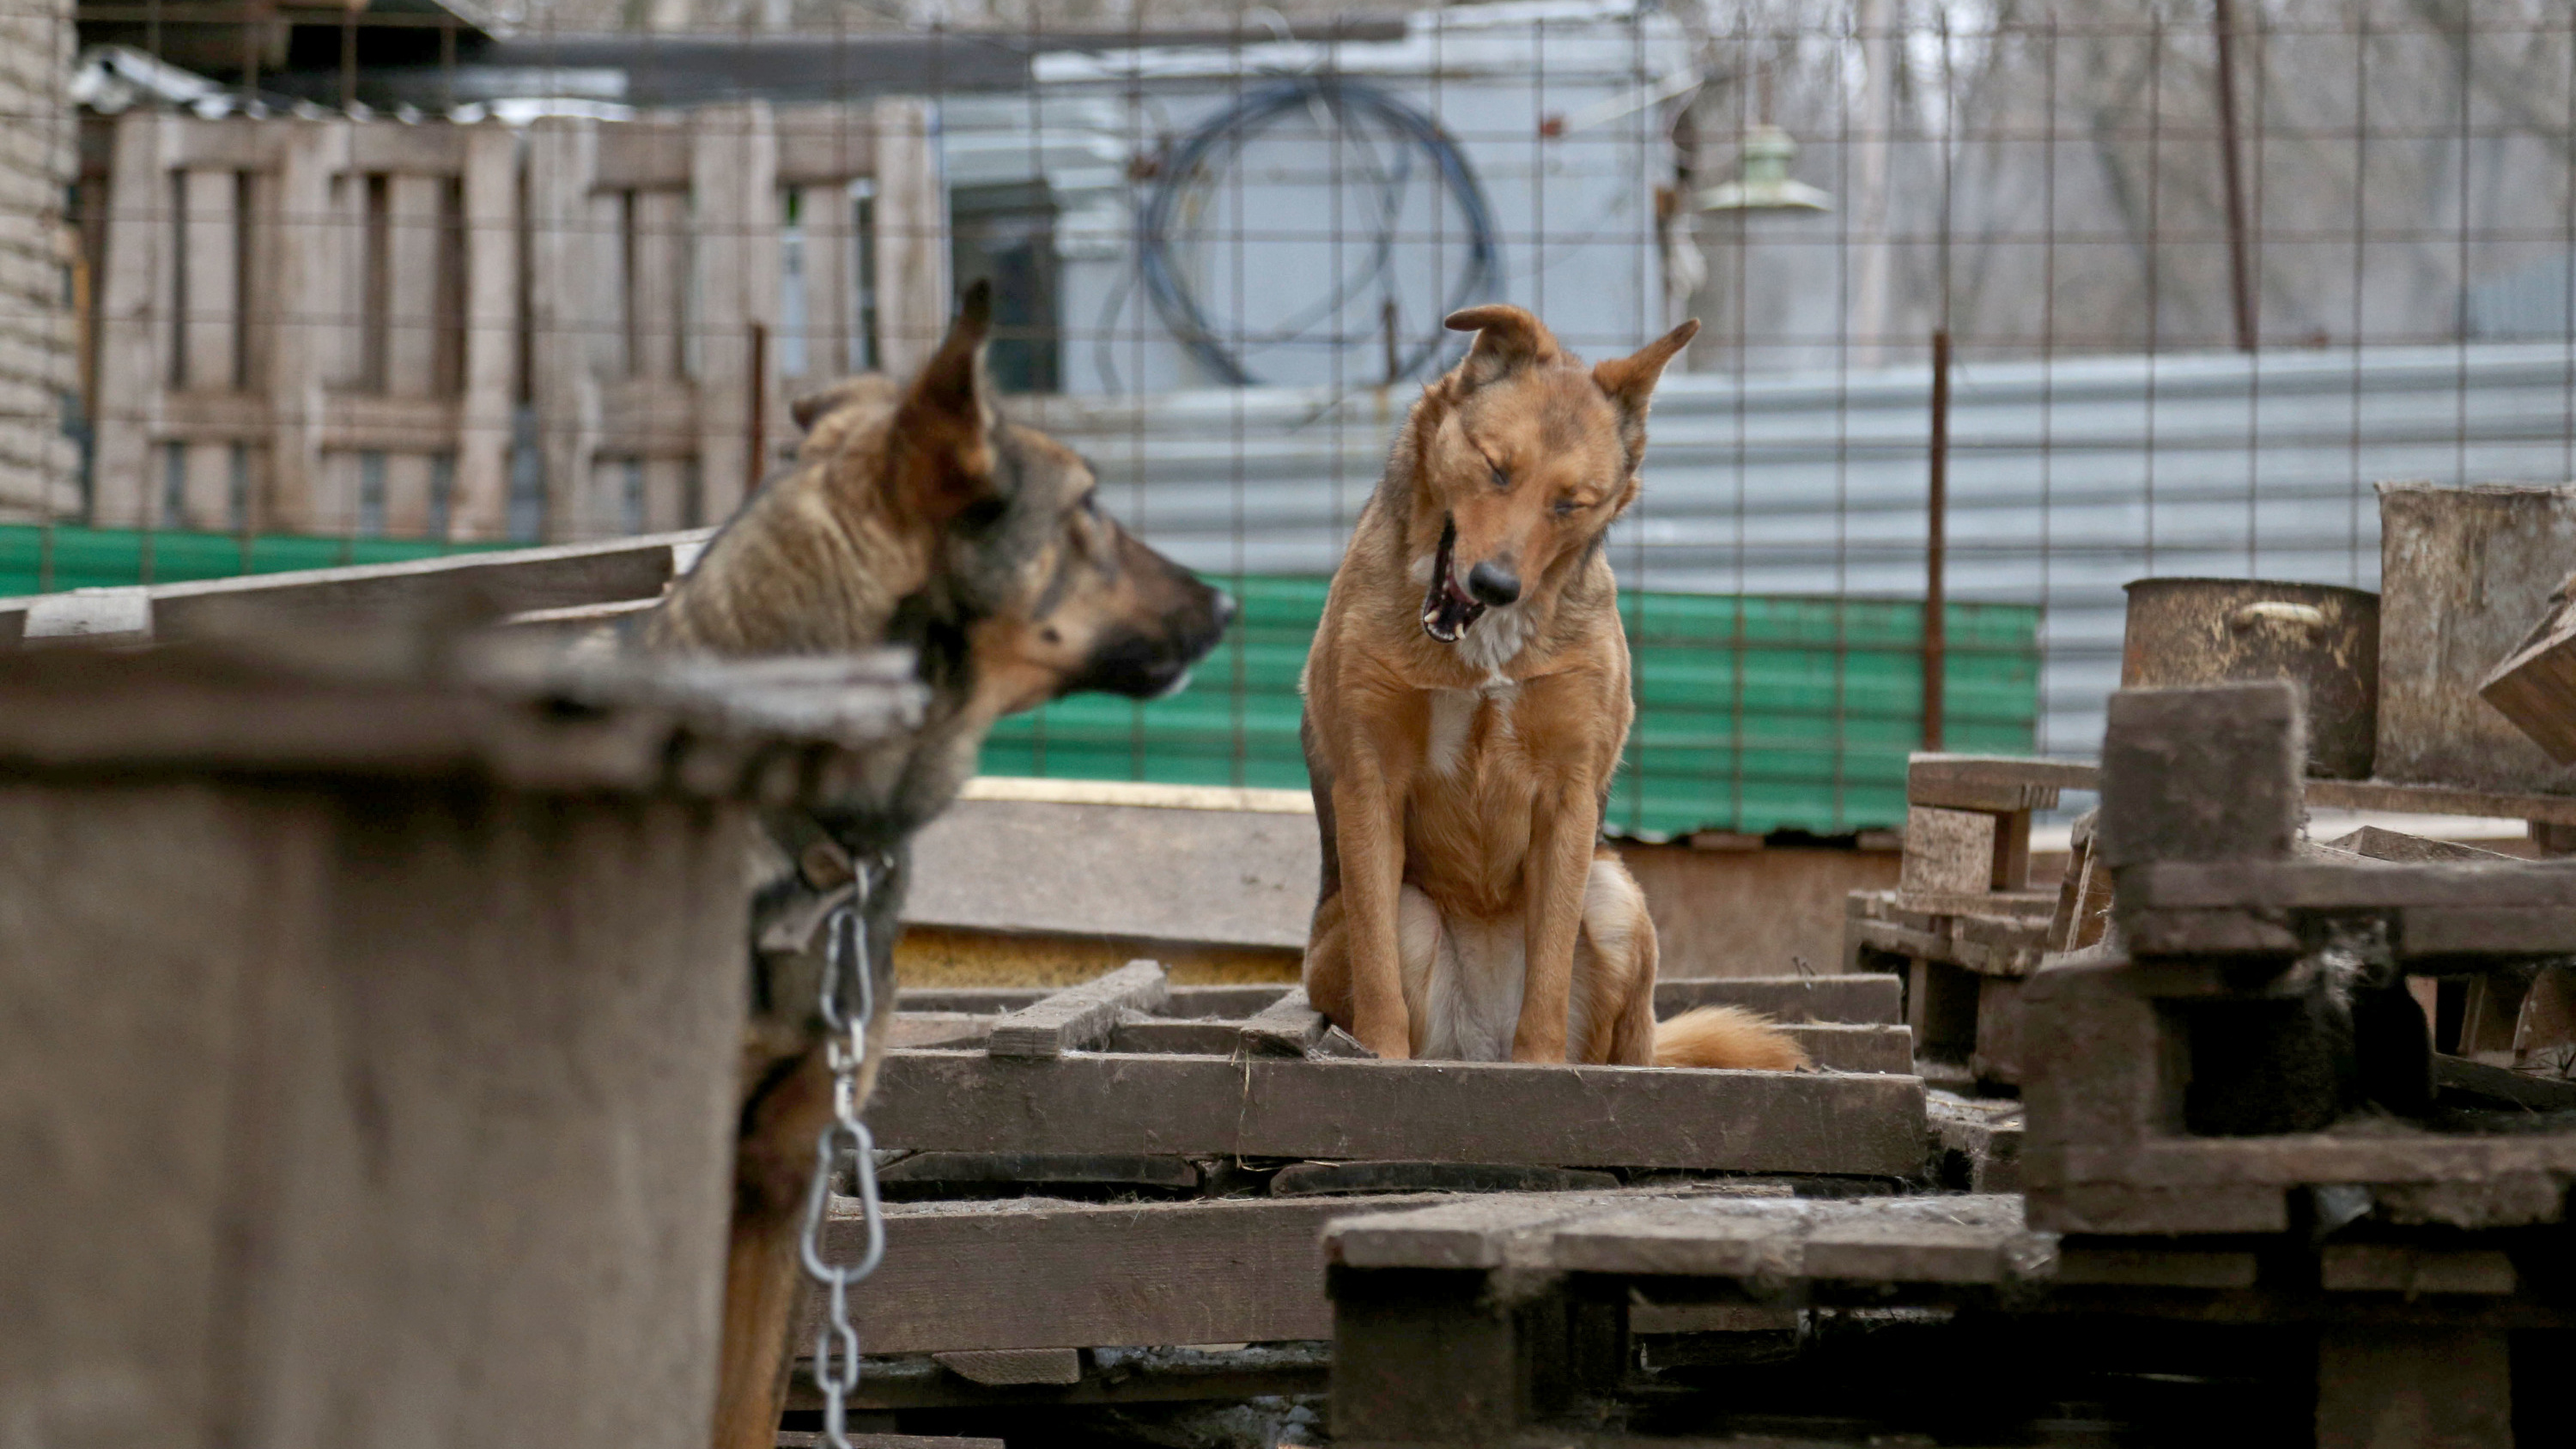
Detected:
[690,101,780,526]
[453,124,518,541]
[93,112,169,526]
[384,173,443,400]
[798,181,854,384]
[383,451,434,537]
[870,1051,1928,1175]
[181,167,239,395]
[870,97,945,380]
[264,121,333,533]
[527,118,605,543]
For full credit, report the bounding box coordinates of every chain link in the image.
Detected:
[797,857,887,1449]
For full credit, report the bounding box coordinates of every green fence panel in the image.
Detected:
[4,532,2039,837]
[0,523,507,598]
[984,577,2041,837]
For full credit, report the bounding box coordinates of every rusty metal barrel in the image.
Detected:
[0,627,917,1449]
[2119,577,2380,779]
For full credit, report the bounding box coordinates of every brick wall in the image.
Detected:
[0,0,74,521]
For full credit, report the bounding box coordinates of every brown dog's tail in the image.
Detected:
[1652,1005,1811,1070]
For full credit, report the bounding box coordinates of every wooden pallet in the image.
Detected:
[871,966,1925,1177]
[1321,1187,2546,1448]
[2025,682,2576,1238]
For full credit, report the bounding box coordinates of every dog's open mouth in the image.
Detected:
[1420,518,1485,644]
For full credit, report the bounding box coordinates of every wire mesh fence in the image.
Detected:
[13,0,2576,834]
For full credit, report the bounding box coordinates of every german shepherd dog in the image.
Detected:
[641,282,1234,1448]
[1299,305,1804,1070]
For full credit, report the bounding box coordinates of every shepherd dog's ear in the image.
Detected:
[1443,304,1563,391]
[1591,318,1700,470]
[887,281,999,525]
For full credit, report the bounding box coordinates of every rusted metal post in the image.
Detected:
[747,320,769,491]
[2212,0,2257,352]
[1924,329,1950,752]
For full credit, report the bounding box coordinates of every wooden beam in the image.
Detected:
[986,961,1171,1058]
[868,1051,1927,1174]
[807,1194,1457,1354]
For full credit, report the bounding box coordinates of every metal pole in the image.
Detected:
[1924,329,1950,753]
[2213,0,2257,352]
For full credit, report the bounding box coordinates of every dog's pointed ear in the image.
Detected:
[1444,304,1561,389]
[1592,318,1699,468]
[887,280,999,524]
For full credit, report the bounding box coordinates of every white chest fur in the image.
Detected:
[1423,682,1518,778]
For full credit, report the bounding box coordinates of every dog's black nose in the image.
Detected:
[1466,561,1521,607]
[1212,591,1240,632]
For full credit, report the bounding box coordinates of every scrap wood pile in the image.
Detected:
[797,967,1933,1420]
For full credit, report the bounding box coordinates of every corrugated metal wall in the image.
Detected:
[1018,340,2576,760]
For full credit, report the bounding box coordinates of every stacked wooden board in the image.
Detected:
[790,968,1929,1416]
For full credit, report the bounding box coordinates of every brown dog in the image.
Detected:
[1299,305,1805,1070]
[642,282,1233,1447]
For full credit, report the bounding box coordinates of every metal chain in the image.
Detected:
[798,857,887,1449]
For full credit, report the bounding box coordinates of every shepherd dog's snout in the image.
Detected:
[1073,546,1235,700]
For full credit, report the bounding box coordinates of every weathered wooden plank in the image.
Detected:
[384,172,444,399]
[898,984,1289,1016]
[1271,1161,1617,1197]
[811,1194,1453,1353]
[1899,806,1997,894]
[932,1349,1082,1386]
[2320,1244,2517,1296]
[453,124,518,541]
[870,98,947,379]
[2063,1133,2576,1189]
[2099,682,2303,869]
[264,120,334,533]
[690,101,780,525]
[1239,985,1329,1057]
[2304,774,2576,826]
[180,440,231,530]
[93,112,173,528]
[383,451,434,538]
[878,1153,1198,1192]
[1800,1219,2014,1284]
[181,166,240,393]
[1787,1022,1914,1075]
[870,1051,1927,1174]
[21,588,153,646]
[2129,860,2576,912]
[986,961,1172,1058]
[1107,1018,1242,1055]
[525,118,605,542]
[1653,973,1902,1025]
[794,180,856,380]
[1906,753,2091,810]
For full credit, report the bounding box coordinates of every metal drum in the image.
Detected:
[2120,578,2381,779]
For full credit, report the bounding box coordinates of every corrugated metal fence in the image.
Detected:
[1015,340,2576,761]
